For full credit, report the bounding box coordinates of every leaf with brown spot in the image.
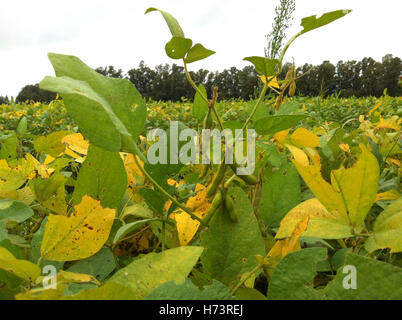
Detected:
[40,196,115,261]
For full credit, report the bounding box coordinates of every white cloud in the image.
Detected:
[0,0,401,97]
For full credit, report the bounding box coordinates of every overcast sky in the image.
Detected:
[1,0,401,98]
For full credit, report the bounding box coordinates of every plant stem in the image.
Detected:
[131,149,206,226]
[278,31,302,69]
[231,263,263,295]
[184,61,224,131]
[337,239,347,249]
[242,83,269,131]
[183,61,209,105]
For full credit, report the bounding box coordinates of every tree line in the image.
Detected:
[5,54,401,104]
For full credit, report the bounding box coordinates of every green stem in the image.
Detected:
[231,263,263,295]
[223,174,237,189]
[278,31,302,69]
[131,150,206,226]
[242,83,269,131]
[183,61,209,105]
[337,239,347,249]
[184,61,224,131]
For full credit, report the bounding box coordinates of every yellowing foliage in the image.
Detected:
[171,183,211,246]
[41,196,115,261]
[0,247,41,282]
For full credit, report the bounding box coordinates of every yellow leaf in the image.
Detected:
[266,216,309,269]
[121,153,145,202]
[289,128,319,148]
[0,247,41,282]
[331,144,380,226]
[276,198,352,239]
[62,133,89,155]
[375,190,401,202]
[388,158,401,167]
[44,155,56,165]
[375,117,401,131]
[338,143,350,153]
[41,196,115,261]
[260,75,280,89]
[274,129,289,145]
[57,270,100,286]
[287,144,379,228]
[286,144,310,166]
[0,187,35,205]
[25,153,54,179]
[172,184,211,246]
[368,100,382,116]
[0,158,35,192]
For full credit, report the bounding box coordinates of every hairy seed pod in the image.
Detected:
[274,94,283,111]
[224,193,239,223]
[229,164,258,185]
[289,81,296,96]
[203,109,213,129]
[206,163,227,198]
[203,190,223,225]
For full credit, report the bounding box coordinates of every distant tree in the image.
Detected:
[127,61,157,99]
[0,95,9,104]
[381,54,402,96]
[238,66,258,99]
[316,61,336,96]
[16,84,56,103]
[95,66,124,78]
[359,57,384,97]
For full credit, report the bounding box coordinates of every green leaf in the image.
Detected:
[277,101,302,115]
[72,145,127,209]
[300,10,352,35]
[365,198,402,253]
[267,247,328,300]
[0,199,33,241]
[193,84,208,120]
[120,203,154,221]
[145,279,233,300]
[145,8,185,38]
[325,253,402,299]
[254,115,307,136]
[257,142,282,167]
[0,134,18,160]
[40,53,146,153]
[260,162,301,227]
[107,246,203,299]
[34,131,69,157]
[200,187,265,286]
[30,172,67,215]
[113,219,157,244]
[16,117,28,136]
[139,188,166,215]
[165,37,193,59]
[235,287,267,300]
[64,282,135,300]
[243,56,280,76]
[186,44,216,64]
[268,248,402,300]
[0,239,24,299]
[65,247,116,295]
[67,247,116,282]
